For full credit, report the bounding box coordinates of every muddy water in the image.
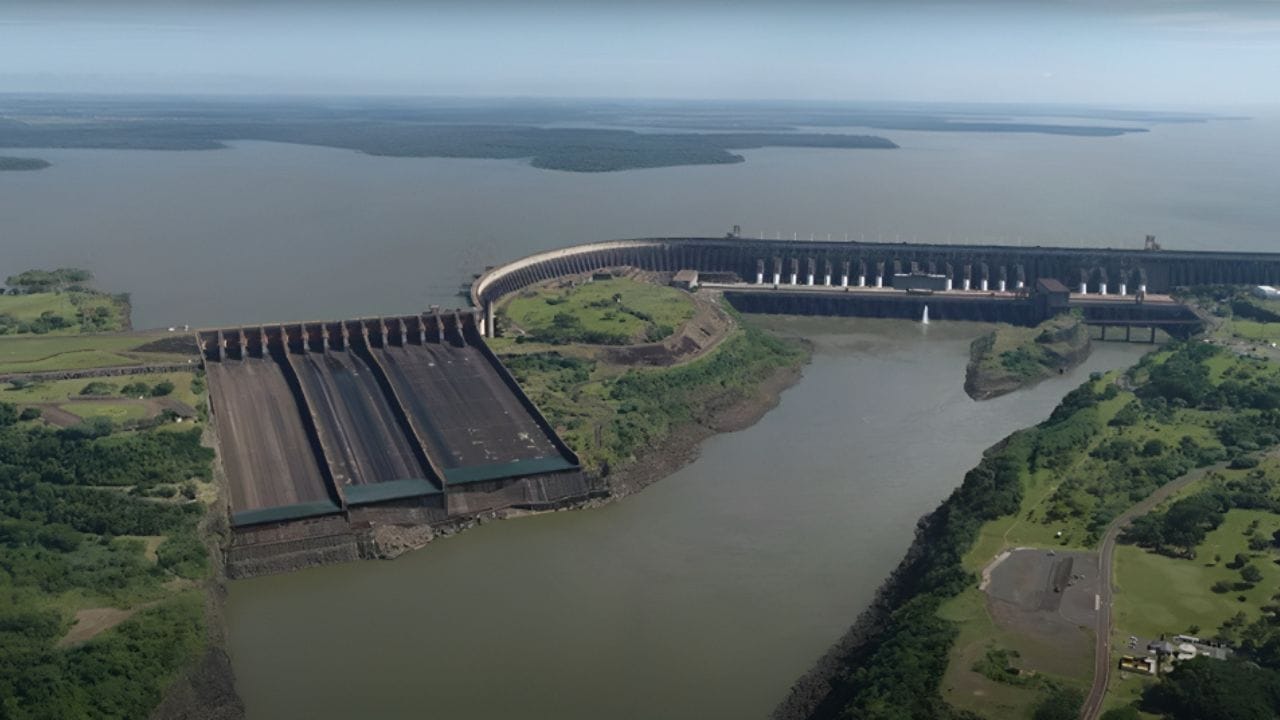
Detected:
[225,318,1148,720]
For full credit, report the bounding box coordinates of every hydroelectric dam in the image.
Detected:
[204,235,1276,575]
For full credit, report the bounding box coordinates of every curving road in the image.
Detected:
[1080,463,1226,720]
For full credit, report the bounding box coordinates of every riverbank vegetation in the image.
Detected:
[0,400,216,718]
[964,311,1091,400]
[1,269,130,335]
[785,326,1280,720]
[498,307,806,477]
[500,277,695,345]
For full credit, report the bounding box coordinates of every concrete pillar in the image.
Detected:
[1079,282,1088,294]
[1100,283,1108,296]
[963,278,971,291]
[858,275,866,287]
[756,259,765,284]
[790,272,799,285]
[1015,280,1024,290]
[773,272,781,285]
[1139,284,1148,294]
[1119,283,1128,297]
[998,279,1007,292]
[840,274,849,287]
[875,275,883,288]
[215,330,225,362]
[945,277,953,291]
[806,273,815,286]
[981,279,989,292]
[485,302,496,338]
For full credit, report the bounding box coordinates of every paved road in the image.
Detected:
[1080,462,1227,720]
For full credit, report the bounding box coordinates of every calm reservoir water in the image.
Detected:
[3,115,1278,330]
[1,118,1266,717]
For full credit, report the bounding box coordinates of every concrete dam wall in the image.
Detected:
[472,238,1280,317]
[199,310,598,575]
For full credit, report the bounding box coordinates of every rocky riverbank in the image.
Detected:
[965,312,1091,400]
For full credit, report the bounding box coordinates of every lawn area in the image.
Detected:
[1113,508,1280,641]
[61,401,153,422]
[1227,319,1280,342]
[0,331,190,373]
[3,370,202,407]
[500,277,695,345]
[0,290,129,334]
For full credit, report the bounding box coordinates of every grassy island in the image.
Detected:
[965,311,1091,400]
[0,156,50,172]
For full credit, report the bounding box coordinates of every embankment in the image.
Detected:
[965,313,1091,400]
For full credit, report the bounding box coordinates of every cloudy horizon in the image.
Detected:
[2,1,1279,109]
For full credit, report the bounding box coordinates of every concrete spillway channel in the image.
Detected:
[206,343,340,524]
[199,312,591,549]
[285,346,432,496]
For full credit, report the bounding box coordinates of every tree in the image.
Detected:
[1242,564,1264,584]
[1033,686,1084,720]
[150,381,175,397]
[1144,657,1280,720]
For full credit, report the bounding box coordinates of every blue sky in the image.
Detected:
[1,1,1279,107]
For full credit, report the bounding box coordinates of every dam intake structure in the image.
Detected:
[200,310,597,576]
[471,236,1228,340]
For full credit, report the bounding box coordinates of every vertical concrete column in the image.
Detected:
[756,259,765,285]
[789,258,799,285]
[1079,269,1089,295]
[772,257,782,286]
[340,322,350,350]
[823,260,832,287]
[806,258,816,286]
[1119,282,1128,296]
[856,260,866,287]
[215,330,225,362]
[981,278,989,292]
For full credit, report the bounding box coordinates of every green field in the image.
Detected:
[0,331,192,373]
[500,277,695,345]
[1114,508,1280,641]
[0,290,129,335]
[3,371,201,406]
[61,401,152,422]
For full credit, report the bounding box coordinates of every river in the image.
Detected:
[225,319,1147,719]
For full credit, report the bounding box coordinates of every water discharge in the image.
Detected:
[225,318,1148,720]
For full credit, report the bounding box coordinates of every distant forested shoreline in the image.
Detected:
[0,95,1196,172]
[0,156,50,171]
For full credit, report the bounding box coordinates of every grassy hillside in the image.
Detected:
[500,277,696,346]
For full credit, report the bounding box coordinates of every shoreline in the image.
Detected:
[770,434,1013,720]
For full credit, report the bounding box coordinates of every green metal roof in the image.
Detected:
[444,456,578,486]
[344,478,441,506]
[231,500,342,527]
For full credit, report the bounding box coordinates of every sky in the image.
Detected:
[1,1,1279,107]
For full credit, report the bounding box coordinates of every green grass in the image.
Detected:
[0,331,189,373]
[1227,319,1280,342]
[3,371,197,404]
[500,277,695,345]
[0,292,79,322]
[0,290,129,335]
[61,402,152,422]
[1113,508,1280,641]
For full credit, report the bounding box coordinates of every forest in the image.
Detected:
[0,402,214,719]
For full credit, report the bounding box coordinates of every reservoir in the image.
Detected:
[225,319,1147,719]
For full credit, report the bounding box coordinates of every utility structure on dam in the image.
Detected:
[470,235,1259,339]
[200,310,596,575]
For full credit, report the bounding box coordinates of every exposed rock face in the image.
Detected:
[965,313,1092,401]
